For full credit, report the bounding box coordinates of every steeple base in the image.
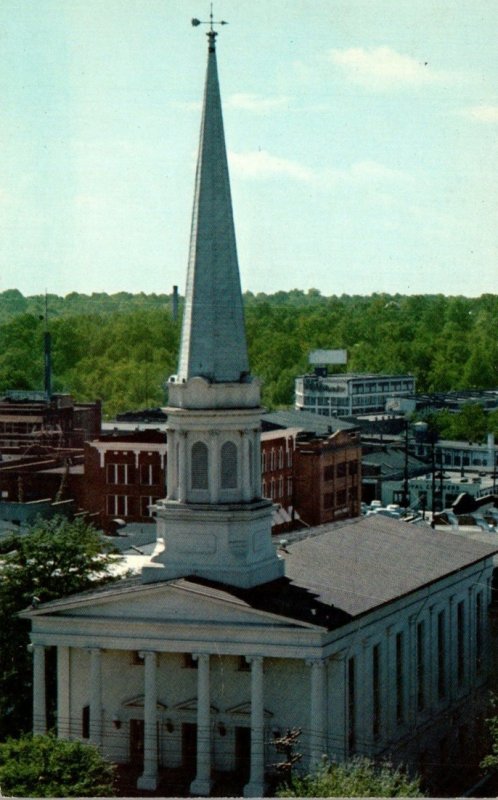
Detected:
[141,499,284,589]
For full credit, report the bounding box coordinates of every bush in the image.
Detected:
[0,733,116,797]
[277,756,424,797]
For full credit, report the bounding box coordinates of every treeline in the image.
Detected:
[0,290,496,419]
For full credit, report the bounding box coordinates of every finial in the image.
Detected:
[191,4,228,51]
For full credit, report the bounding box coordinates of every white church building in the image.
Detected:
[24,20,497,798]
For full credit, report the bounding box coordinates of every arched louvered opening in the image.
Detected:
[191,441,208,490]
[221,441,237,489]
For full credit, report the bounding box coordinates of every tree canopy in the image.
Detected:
[0,733,116,797]
[0,516,121,740]
[0,289,496,417]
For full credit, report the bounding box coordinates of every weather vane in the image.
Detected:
[192,4,228,48]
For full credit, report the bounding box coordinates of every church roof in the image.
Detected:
[25,517,497,633]
[177,31,249,383]
[282,515,498,617]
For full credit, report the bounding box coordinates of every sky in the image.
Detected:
[1,0,497,298]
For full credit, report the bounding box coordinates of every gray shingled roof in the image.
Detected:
[283,515,498,617]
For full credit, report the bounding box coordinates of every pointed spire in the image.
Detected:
[177,26,249,383]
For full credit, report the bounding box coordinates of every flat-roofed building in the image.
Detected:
[295,372,415,417]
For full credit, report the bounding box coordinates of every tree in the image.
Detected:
[277,756,424,797]
[0,733,115,797]
[0,516,121,739]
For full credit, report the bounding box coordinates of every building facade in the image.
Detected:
[292,429,362,526]
[295,372,415,417]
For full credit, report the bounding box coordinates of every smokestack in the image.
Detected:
[172,285,179,322]
[44,330,52,399]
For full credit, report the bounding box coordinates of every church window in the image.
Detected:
[82,705,90,739]
[221,441,237,489]
[372,644,381,739]
[476,592,483,674]
[347,656,356,753]
[191,442,208,490]
[396,631,405,724]
[437,610,446,699]
[457,600,465,686]
[417,620,426,712]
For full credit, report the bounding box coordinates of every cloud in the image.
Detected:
[226,93,289,113]
[461,104,498,123]
[228,149,314,182]
[329,46,446,90]
[229,150,410,188]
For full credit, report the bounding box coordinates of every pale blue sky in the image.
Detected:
[1,0,497,297]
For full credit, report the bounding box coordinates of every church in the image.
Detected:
[23,19,497,798]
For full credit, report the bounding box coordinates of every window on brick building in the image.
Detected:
[337,462,346,478]
[140,463,158,485]
[324,492,334,508]
[278,447,284,469]
[287,446,293,467]
[278,476,283,497]
[349,461,358,475]
[140,496,158,517]
[323,465,334,481]
[261,450,267,473]
[107,495,128,516]
[107,463,133,485]
[337,490,346,506]
[287,476,293,497]
[262,480,267,497]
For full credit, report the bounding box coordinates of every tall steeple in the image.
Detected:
[177,24,249,383]
[144,18,283,591]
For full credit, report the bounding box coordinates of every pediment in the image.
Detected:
[28,577,312,631]
[226,701,273,718]
[123,695,167,710]
[172,697,219,714]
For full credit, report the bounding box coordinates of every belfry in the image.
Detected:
[143,19,284,588]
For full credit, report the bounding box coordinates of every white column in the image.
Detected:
[32,644,47,734]
[138,651,158,791]
[166,429,176,499]
[209,432,219,503]
[89,648,103,747]
[307,659,327,769]
[241,432,251,502]
[191,654,212,796]
[244,656,265,798]
[178,432,188,503]
[253,430,262,497]
[57,646,70,739]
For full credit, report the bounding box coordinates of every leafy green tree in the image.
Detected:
[0,516,121,740]
[277,756,424,797]
[0,733,115,797]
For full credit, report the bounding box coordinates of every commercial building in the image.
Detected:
[295,372,415,417]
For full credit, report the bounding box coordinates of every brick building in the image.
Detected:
[293,429,362,526]
[0,392,101,452]
[83,431,167,532]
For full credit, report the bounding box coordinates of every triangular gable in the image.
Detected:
[123,695,167,711]
[25,577,317,631]
[172,697,219,714]
[226,701,273,719]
